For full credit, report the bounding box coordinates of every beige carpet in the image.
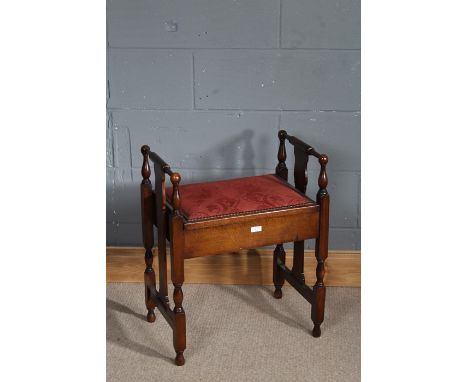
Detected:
[107,284,360,381]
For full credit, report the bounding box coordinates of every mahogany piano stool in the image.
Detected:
[140,130,330,366]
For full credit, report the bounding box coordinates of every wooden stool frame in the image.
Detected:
[140,130,329,366]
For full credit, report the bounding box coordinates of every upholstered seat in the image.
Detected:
[166,174,315,222]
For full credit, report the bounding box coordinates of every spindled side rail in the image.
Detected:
[142,145,185,364]
[275,130,330,337]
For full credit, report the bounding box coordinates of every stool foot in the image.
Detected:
[175,351,185,366]
[312,324,321,338]
[146,309,156,323]
[273,244,286,300]
[273,288,283,299]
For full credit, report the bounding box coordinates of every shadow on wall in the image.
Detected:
[189,128,265,183]
[106,129,266,245]
[108,128,264,225]
[198,129,255,176]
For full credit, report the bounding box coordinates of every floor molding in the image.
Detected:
[107,247,360,287]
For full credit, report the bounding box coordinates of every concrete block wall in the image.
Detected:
[107,0,361,249]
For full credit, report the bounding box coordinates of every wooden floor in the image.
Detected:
[107,247,360,287]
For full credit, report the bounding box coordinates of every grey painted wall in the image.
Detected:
[106,0,361,249]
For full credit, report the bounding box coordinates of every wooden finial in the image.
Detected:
[170,172,181,214]
[276,130,288,181]
[317,154,328,198]
[141,145,151,184]
[278,130,287,161]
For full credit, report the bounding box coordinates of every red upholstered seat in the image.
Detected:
[166,174,314,222]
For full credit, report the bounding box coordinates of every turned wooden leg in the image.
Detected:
[141,145,156,323]
[173,281,186,366]
[311,238,326,337]
[170,196,186,366]
[144,250,156,322]
[273,244,286,299]
[312,156,329,337]
[273,130,288,300]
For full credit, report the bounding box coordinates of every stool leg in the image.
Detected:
[312,189,329,337]
[273,244,286,299]
[144,249,156,323]
[140,148,156,323]
[173,280,186,366]
[171,216,186,366]
[311,239,326,337]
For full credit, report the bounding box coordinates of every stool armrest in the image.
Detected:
[142,145,182,214]
[277,130,329,198]
[149,150,174,177]
[283,132,324,160]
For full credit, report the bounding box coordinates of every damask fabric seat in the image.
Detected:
[166,174,315,222]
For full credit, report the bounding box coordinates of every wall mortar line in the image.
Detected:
[106,107,361,113]
[107,47,361,52]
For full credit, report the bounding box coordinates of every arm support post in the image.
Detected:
[140,145,157,323]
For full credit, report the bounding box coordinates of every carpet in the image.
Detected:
[107,284,360,381]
